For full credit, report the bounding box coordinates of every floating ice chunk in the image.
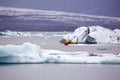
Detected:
[0,43,120,64]
[0,30,32,37]
[42,49,120,64]
[0,42,43,63]
[62,26,120,44]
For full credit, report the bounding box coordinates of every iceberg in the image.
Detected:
[62,26,120,44]
[0,42,43,63]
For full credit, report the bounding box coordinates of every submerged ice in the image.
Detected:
[0,42,120,64]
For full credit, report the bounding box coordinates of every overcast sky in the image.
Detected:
[0,0,120,17]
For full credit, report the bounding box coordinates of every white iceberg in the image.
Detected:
[62,26,120,44]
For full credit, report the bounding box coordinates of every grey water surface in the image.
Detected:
[0,64,120,80]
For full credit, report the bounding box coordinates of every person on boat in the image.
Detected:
[63,40,75,45]
[60,38,75,45]
[87,27,90,34]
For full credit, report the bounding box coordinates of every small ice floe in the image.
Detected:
[42,49,120,64]
[0,30,31,37]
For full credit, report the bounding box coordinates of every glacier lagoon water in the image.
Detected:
[0,31,120,80]
[0,30,120,64]
[0,64,120,80]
